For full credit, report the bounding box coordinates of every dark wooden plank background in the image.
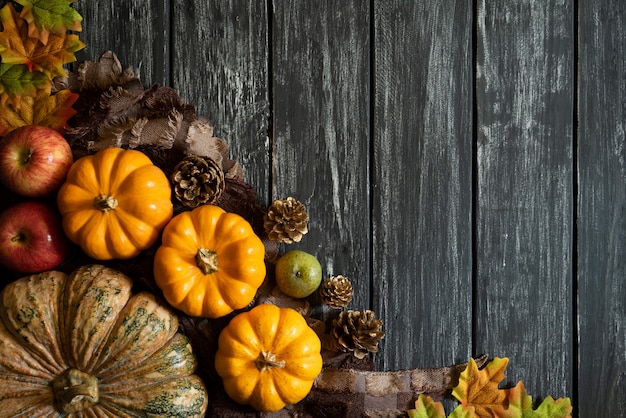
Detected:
[373,0,474,375]
[74,1,625,416]
[578,1,626,416]
[475,0,574,402]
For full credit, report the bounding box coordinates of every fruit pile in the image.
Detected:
[0,120,338,415]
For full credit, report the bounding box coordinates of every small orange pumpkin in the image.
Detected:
[153,204,266,318]
[56,147,173,260]
[215,304,323,412]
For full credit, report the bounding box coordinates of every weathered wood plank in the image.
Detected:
[74,0,170,86]
[170,0,270,199]
[372,1,474,371]
[578,1,626,416]
[271,1,371,310]
[474,0,574,399]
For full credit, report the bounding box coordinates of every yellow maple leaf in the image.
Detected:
[451,357,510,418]
[0,88,78,136]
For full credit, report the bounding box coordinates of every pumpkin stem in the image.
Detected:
[52,368,99,413]
[255,351,286,372]
[93,194,119,212]
[196,248,219,274]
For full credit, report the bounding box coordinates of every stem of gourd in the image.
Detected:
[52,368,99,413]
[256,351,286,372]
[93,194,118,212]
[196,248,218,274]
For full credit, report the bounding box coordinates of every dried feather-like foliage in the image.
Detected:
[64,51,242,179]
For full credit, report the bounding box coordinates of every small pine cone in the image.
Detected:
[264,197,309,243]
[331,310,385,359]
[319,275,353,309]
[171,155,225,208]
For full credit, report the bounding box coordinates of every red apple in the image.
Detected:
[0,201,70,274]
[0,125,73,198]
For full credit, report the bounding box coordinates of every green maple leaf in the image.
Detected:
[408,394,447,418]
[0,3,85,78]
[0,62,50,102]
[449,405,477,418]
[408,394,477,418]
[14,0,82,45]
[532,396,572,418]
[502,383,572,418]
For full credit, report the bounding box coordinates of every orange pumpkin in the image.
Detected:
[153,204,266,318]
[56,147,173,260]
[215,304,323,412]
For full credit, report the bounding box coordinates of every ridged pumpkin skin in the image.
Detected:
[215,304,323,412]
[154,204,266,318]
[0,264,208,417]
[56,147,173,260]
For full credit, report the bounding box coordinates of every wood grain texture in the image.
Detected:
[474,0,574,399]
[49,1,626,413]
[73,0,170,86]
[372,1,474,371]
[270,1,371,311]
[170,0,270,199]
[578,1,626,415]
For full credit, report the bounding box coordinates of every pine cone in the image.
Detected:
[331,310,385,359]
[171,155,225,208]
[264,197,309,243]
[319,275,353,309]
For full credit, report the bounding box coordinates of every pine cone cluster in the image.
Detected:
[263,197,309,243]
[171,155,225,208]
[331,310,385,359]
[319,275,353,309]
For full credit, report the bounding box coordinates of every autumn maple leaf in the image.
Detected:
[0,88,78,135]
[501,382,572,418]
[0,62,50,103]
[14,0,82,45]
[408,394,476,418]
[0,3,85,78]
[408,394,447,418]
[408,359,573,418]
[452,357,510,417]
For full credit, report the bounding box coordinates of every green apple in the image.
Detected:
[275,250,323,298]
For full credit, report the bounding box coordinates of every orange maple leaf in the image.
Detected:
[0,88,78,136]
[0,4,84,78]
[451,357,511,418]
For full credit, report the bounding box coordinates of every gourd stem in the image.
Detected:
[93,194,118,212]
[256,351,286,372]
[52,368,99,413]
[196,248,218,274]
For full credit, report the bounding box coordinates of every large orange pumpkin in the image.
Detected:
[153,204,266,318]
[56,147,173,260]
[215,304,323,412]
